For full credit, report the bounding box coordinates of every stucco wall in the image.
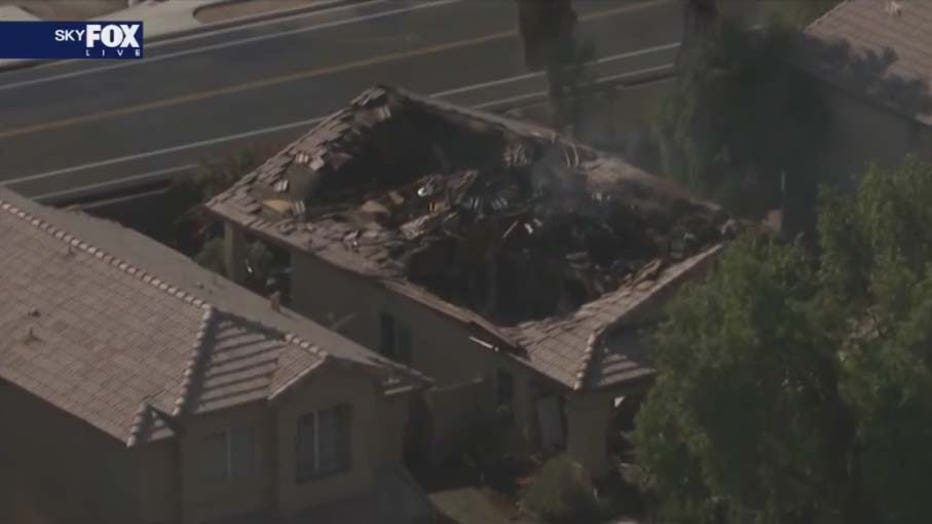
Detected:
[0,382,148,524]
[176,363,408,522]
[291,252,533,386]
[820,84,932,184]
[565,392,615,476]
[137,440,180,524]
[179,402,275,524]
[369,389,412,468]
[0,348,411,524]
[273,364,378,515]
[288,251,551,455]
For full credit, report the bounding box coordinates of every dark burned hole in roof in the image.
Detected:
[253,87,728,326]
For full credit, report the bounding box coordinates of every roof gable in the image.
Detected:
[0,189,425,445]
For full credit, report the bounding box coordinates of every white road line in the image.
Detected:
[434,70,541,98]
[0,0,459,93]
[473,89,549,110]
[66,186,176,208]
[597,63,676,84]
[150,0,387,48]
[2,116,327,185]
[471,63,676,111]
[14,54,679,197]
[34,164,198,202]
[433,41,678,98]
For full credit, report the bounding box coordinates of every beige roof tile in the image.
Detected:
[804,0,932,125]
[0,188,427,446]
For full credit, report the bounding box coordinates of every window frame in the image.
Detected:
[202,425,256,483]
[295,403,353,483]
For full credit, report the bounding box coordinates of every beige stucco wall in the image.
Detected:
[819,84,932,184]
[290,251,533,387]
[273,363,379,515]
[176,362,409,523]
[288,251,554,458]
[370,388,412,468]
[565,392,615,477]
[0,382,151,524]
[137,440,180,524]
[179,402,275,524]
[0,361,411,524]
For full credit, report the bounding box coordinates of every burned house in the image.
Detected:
[207,86,731,473]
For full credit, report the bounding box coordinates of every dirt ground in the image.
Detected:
[0,0,125,20]
[195,0,324,24]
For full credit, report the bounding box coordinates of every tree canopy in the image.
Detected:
[634,159,932,524]
[656,20,829,228]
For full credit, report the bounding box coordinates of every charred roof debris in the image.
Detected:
[209,85,734,389]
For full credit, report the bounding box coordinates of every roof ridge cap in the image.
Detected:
[202,308,330,360]
[283,331,328,358]
[571,245,724,390]
[0,199,211,311]
[573,331,602,390]
[126,402,154,447]
[172,306,216,417]
[806,0,853,31]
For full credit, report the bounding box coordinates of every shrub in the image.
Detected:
[194,236,227,276]
[522,455,600,523]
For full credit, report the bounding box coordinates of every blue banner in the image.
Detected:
[0,21,143,59]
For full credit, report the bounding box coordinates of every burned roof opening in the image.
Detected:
[288,88,509,211]
[228,86,729,326]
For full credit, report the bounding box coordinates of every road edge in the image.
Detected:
[169,0,366,44]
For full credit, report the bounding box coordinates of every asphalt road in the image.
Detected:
[0,0,683,203]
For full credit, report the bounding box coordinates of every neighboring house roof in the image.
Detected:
[803,0,932,126]
[0,188,425,447]
[207,85,731,392]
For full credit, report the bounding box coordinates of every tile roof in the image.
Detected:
[0,188,425,446]
[803,0,932,126]
[504,245,721,389]
[207,85,731,391]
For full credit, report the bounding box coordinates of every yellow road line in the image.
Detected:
[0,1,667,141]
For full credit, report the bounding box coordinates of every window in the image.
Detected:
[296,404,352,483]
[379,312,413,363]
[201,426,256,482]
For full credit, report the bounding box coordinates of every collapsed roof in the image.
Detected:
[209,86,732,390]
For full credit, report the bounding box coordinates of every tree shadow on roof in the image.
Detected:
[799,34,932,123]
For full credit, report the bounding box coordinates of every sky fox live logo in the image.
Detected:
[55,23,142,58]
[0,21,144,60]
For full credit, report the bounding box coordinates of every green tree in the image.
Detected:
[818,159,932,524]
[513,0,596,132]
[523,455,600,523]
[634,159,932,523]
[160,145,274,256]
[545,35,596,133]
[656,20,829,228]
